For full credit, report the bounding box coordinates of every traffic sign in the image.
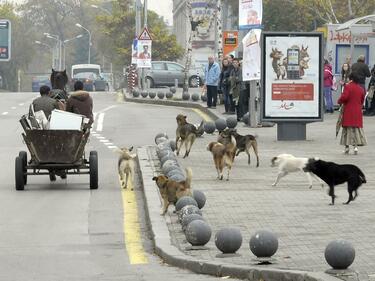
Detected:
[0,19,11,61]
[138,27,152,40]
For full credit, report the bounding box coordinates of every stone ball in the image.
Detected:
[215,118,227,132]
[325,240,355,270]
[162,159,178,170]
[249,230,278,258]
[191,92,200,101]
[149,91,156,99]
[155,136,168,145]
[193,190,206,209]
[215,227,243,254]
[160,154,177,166]
[201,94,207,102]
[157,92,165,99]
[178,205,202,222]
[158,148,173,159]
[140,91,148,98]
[132,89,140,97]
[226,116,237,129]
[170,86,177,94]
[185,220,212,246]
[181,214,205,232]
[204,122,216,134]
[166,168,184,178]
[168,139,176,151]
[182,91,190,100]
[176,196,198,212]
[242,112,250,125]
[169,173,185,182]
[166,91,173,99]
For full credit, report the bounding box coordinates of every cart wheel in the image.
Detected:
[15,156,25,190]
[19,151,27,185]
[89,154,98,189]
[49,171,56,182]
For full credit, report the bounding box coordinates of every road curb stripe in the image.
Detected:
[191,108,212,122]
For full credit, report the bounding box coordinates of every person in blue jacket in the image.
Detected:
[204,56,220,108]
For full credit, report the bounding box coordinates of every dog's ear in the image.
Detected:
[129,146,134,152]
[152,176,157,181]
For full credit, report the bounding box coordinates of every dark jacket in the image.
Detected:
[229,66,245,101]
[351,62,371,85]
[30,95,59,119]
[66,90,94,123]
[219,64,233,94]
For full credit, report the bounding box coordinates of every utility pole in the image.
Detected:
[182,0,194,92]
[135,0,142,88]
[215,0,223,59]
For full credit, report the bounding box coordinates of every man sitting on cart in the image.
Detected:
[29,85,60,119]
[66,81,94,125]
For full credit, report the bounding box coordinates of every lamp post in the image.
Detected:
[44,32,62,70]
[75,23,91,64]
[90,4,111,15]
[35,40,54,68]
[63,34,83,70]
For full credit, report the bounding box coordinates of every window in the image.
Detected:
[335,44,369,74]
[167,63,184,72]
[152,62,166,70]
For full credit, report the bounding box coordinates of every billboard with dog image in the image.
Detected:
[261,32,323,121]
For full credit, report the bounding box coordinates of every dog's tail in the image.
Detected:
[195,120,204,137]
[185,167,193,189]
[358,169,367,184]
[230,135,237,148]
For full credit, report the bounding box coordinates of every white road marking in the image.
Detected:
[19,103,24,106]
[96,113,105,132]
[97,136,105,139]
[93,113,97,122]
[108,146,118,149]
[99,139,109,143]
[104,142,114,146]
[2,112,8,115]
[11,107,16,109]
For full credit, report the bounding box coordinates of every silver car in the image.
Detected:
[145,61,204,88]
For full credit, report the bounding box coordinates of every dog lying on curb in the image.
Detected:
[116,146,136,189]
[175,114,202,158]
[207,135,236,180]
[152,167,192,215]
[303,158,366,205]
[218,128,259,167]
[271,154,324,189]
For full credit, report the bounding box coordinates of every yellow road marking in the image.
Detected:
[191,108,212,122]
[121,179,148,264]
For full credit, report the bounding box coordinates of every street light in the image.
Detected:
[35,40,54,68]
[62,34,83,69]
[90,4,111,15]
[75,23,92,64]
[44,32,62,70]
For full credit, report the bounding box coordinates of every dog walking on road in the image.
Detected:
[116,146,136,189]
[175,114,202,158]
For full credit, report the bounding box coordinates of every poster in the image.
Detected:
[239,0,262,30]
[261,32,323,121]
[223,31,238,57]
[242,29,261,81]
[131,39,137,65]
[137,40,152,68]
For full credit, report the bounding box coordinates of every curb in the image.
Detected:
[137,146,341,281]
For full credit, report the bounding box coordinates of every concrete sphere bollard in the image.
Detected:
[182,91,190,100]
[193,190,206,209]
[325,240,355,270]
[158,148,174,159]
[201,94,207,102]
[155,137,168,145]
[204,122,216,134]
[157,92,165,99]
[242,112,250,125]
[169,173,186,182]
[160,154,176,165]
[162,159,178,170]
[191,92,200,101]
[170,86,177,94]
[166,91,173,99]
[164,166,182,176]
[132,89,140,97]
[215,118,227,132]
[226,116,237,129]
[215,227,243,254]
[179,205,202,222]
[185,220,212,246]
[149,91,156,99]
[176,196,198,212]
[249,230,278,258]
[181,214,205,232]
[169,139,176,151]
[141,91,148,98]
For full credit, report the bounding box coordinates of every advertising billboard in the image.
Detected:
[238,0,262,30]
[0,19,11,61]
[261,32,323,122]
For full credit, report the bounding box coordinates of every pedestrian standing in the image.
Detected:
[338,73,367,155]
[340,62,351,92]
[203,56,220,108]
[218,58,234,114]
[364,64,375,116]
[323,59,334,113]
[229,58,246,120]
[351,55,371,92]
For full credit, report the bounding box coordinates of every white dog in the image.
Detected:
[271,154,323,189]
[116,146,136,189]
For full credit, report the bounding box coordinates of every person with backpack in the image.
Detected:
[323,59,334,113]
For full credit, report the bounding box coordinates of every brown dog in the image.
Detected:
[207,135,236,180]
[152,167,192,215]
[176,114,201,158]
[116,146,136,189]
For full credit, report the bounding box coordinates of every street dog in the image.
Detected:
[176,114,202,158]
[303,158,366,205]
[271,154,324,189]
[218,128,259,167]
[207,135,236,180]
[152,167,192,215]
[116,146,136,189]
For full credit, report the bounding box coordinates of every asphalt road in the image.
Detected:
[0,91,238,281]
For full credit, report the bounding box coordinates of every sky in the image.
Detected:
[3,0,174,25]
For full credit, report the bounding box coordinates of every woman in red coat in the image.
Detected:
[338,72,367,154]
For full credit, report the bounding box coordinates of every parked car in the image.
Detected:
[32,75,51,92]
[71,72,108,91]
[101,72,114,91]
[144,61,204,88]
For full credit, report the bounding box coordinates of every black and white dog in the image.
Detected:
[303,158,366,205]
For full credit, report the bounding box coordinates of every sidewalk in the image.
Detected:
[125,88,375,281]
